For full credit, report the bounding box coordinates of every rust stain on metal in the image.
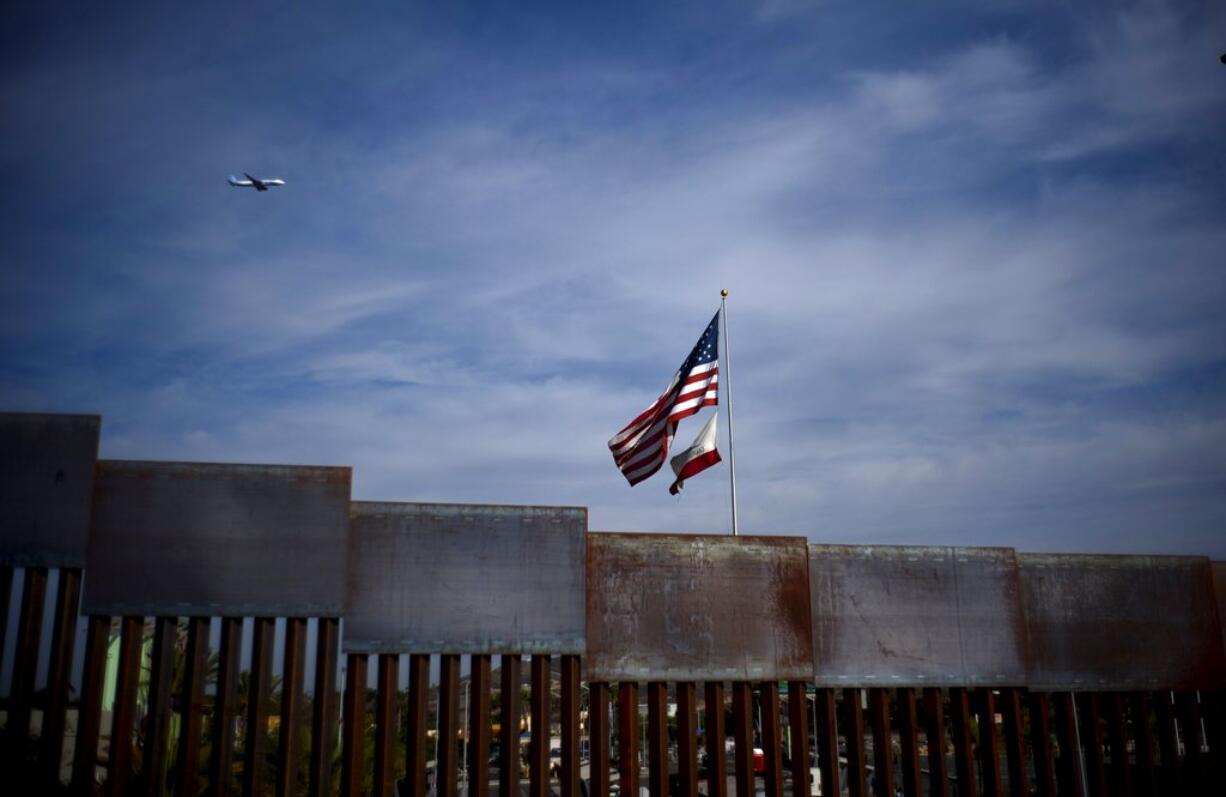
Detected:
[0,412,100,567]
[344,502,586,654]
[809,544,1028,686]
[1019,553,1226,691]
[82,459,352,617]
[585,533,813,682]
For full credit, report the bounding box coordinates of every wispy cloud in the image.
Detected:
[3,1,1224,557]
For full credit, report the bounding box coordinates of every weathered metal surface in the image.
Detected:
[176,617,210,797]
[647,683,669,797]
[529,655,550,797]
[83,460,351,616]
[559,656,580,797]
[374,654,400,797]
[1019,553,1226,690]
[277,618,308,797]
[809,545,1027,686]
[143,617,177,797]
[0,566,11,679]
[0,412,99,567]
[949,688,978,797]
[704,682,728,797]
[309,618,341,797]
[439,655,462,797]
[921,688,948,797]
[1175,692,1207,792]
[340,653,368,797]
[1213,561,1226,651]
[108,616,144,796]
[842,688,868,797]
[8,566,47,743]
[786,682,812,797]
[999,689,1027,797]
[586,534,813,681]
[1153,692,1180,795]
[759,683,783,797]
[895,689,922,797]
[813,689,841,797]
[407,655,431,797]
[243,617,275,797]
[974,689,1004,797]
[1103,694,1133,797]
[1027,692,1057,797]
[469,655,493,797]
[868,689,894,797]
[732,683,755,797]
[1052,693,1084,797]
[1205,695,1226,797]
[210,617,243,797]
[617,683,639,797]
[345,502,586,653]
[498,656,522,797]
[72,615,110,793]
[1080,693,1108,797]
[1130,693,1158,797]
[677,682,699,797]
[40,568,82,784]
[589,681,610,797]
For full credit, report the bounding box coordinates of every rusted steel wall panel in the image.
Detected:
[809,545,1028,686]
[0,412,99,567]
[345,502,586,653]
[586,533,813,681]
[83,460,351,616]
[1019,553,1226,690]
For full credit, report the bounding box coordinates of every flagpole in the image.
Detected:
[720,289,740,536]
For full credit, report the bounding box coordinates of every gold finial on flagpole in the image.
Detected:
[720,289,728,297]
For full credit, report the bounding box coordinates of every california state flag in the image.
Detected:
[668,412,722,495]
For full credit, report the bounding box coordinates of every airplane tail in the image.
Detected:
[227,175,242,186]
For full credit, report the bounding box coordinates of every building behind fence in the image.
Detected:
[1,411,1224,797]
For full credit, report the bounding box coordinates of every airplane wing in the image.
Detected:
[229,174,284,189]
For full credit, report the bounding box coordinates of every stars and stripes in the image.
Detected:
[608,310,720,486]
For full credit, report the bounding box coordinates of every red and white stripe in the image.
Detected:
[669,411,722,495]
[609,361,718,485]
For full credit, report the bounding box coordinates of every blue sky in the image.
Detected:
[3,1,1225,557]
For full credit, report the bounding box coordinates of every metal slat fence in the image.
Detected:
[2,568,1226,795]
[2,413,1225,795]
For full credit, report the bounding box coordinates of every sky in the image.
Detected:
[3,1,1225,558]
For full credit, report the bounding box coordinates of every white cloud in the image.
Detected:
[4,1,1226,558]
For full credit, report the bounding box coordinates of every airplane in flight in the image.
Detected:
[228,172,286,191]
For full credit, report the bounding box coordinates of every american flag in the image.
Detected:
[609,311,720,486]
